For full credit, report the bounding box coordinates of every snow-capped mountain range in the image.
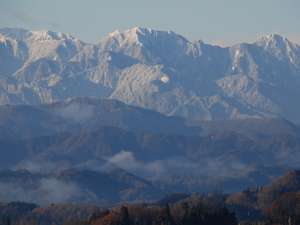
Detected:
[0,27,300,122]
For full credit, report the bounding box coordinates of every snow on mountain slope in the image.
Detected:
[100,27,195,65]
[0,27,300,122]
[0,28,84,63]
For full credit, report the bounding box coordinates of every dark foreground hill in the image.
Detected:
[1,171,300,225]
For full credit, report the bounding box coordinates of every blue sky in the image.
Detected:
[0,0,299,45]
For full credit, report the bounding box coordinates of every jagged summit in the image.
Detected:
[108,26,186,39]
[29,30,76,41]
[99,26,193,64]
[254,33,300,64]
[103,26,190,47]
[256,33,292,48]
[106,27,143,46]
[0,27,78,42]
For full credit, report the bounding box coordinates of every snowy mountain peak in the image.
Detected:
[106,27,188,46]
[129,26,177,37]
[255,34,300,64]
[264,33,286,42]
[100,27,191,63]
[257,34,289,49]
[105,27,141,48]
[0,28,77,43]
[113,27,142,44]
[29,30,76,42]
[131,26,153,35]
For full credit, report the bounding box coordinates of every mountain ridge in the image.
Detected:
[2,27,297,47]
[1,27,300,123]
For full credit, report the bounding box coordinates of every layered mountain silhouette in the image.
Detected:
[0,98,299,201]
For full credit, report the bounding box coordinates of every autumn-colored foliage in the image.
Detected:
[90,197,237,225]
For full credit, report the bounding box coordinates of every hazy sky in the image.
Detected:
[0,0,299,46]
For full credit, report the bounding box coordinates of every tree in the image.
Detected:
[119,206,130,225]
